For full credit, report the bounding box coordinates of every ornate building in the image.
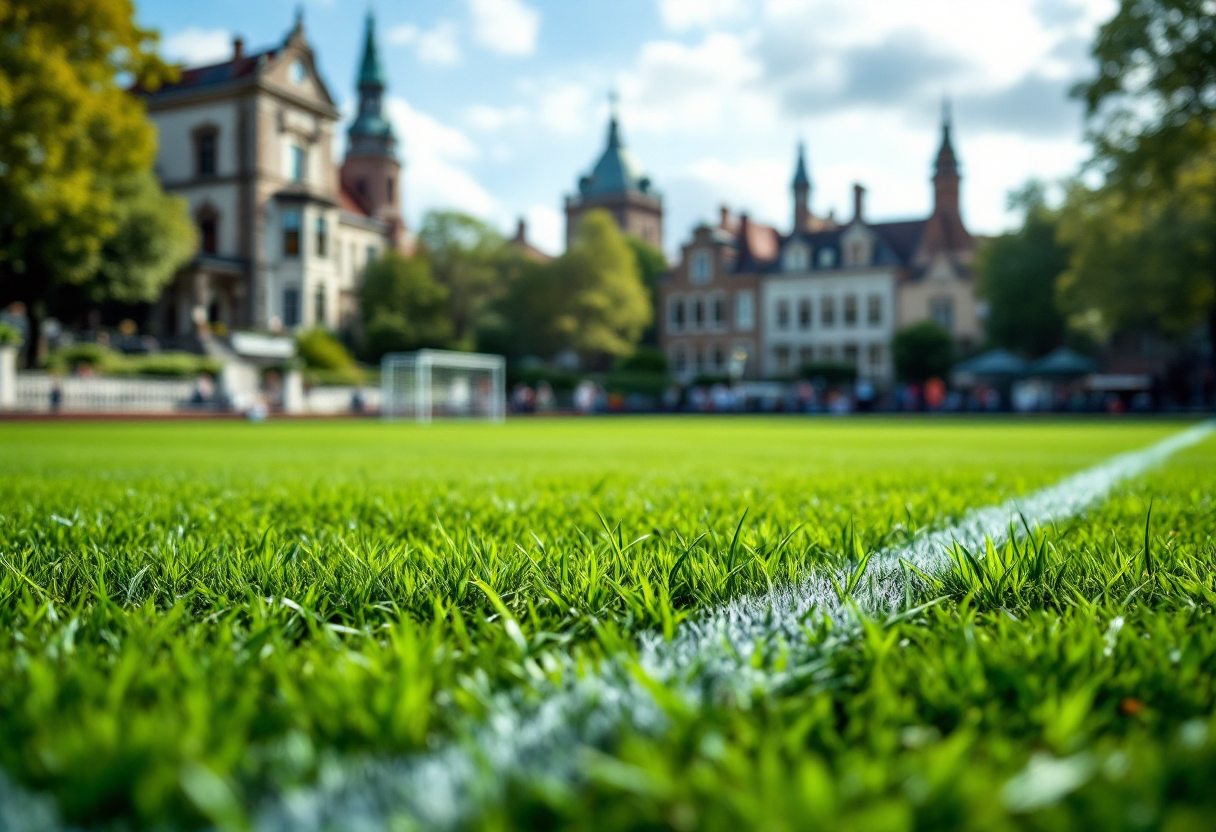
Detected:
[659,108,980,384]
[565,101,663,250]
[141,11,406,342]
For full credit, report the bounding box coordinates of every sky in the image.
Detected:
[142,0,1118,257]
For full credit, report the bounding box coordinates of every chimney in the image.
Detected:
[719,204,730,230]
[514,217,527,244]
[853,184,866,223]
[738,212,752,259]
[233,36,244,61]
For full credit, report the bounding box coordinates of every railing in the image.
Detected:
[13,374,197,414]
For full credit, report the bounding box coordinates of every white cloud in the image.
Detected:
[388,21,462,67]
[385,97,497,218]
[521,205,563,255]
[657,0,747,31]
[162,27,231,66]
[465,103,528,132]
[467,0,541,57]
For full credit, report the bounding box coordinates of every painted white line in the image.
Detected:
[252,422,1213,832]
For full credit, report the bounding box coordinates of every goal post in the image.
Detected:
[381,349,506,423]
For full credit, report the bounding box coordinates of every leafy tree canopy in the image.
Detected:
[416,211,506,347]
[978,182,1071,356]
[893,321,955,383]
[358,251,453,361]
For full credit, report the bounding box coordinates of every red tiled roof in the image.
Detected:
[743,221,780,263]
[137,49,277,96]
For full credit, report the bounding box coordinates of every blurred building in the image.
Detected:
[565,100,663,251]
[659,107,980,384]
[138,11,406,342]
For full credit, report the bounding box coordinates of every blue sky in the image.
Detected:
[142,0,1117,256]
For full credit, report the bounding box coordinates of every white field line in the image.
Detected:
[250,421,1215,832]
[4,424,1212,832]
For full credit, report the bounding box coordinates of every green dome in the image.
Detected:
[579,114,656,198]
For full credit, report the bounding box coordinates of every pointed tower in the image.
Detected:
[564,94,663,250]
[341,10,405,247]
[791,142,811,233]
[915,99,973,265]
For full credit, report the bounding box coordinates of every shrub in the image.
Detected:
[797,361,858,386]
[296,328,362,384]
[893,322,954,383]
[615,346,669,374]
[0,323,23,346]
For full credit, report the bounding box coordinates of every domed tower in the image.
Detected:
[564,95,663,250]
[340,10,405,248]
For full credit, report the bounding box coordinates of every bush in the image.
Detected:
[615,346,669,374]
[45,345,220,378]
[0,323,23,346]
[45,344,126,374]
[797,361,858,385]
[606,370,669,397]
[893,322,954,383]
[296,328,362,385]
[509,364,583,393]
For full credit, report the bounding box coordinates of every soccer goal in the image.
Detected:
[381,349,506,423]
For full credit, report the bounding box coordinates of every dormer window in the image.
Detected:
[290,61,306,85]
[817,248,836,268]
[690,250,712,284]
[783,243,809,272]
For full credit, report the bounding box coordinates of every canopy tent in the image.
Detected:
[953,349,1028,378]
[1026,347,1100,377]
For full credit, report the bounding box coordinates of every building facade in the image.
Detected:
[565,104,663,251]
[141,11,405,342]
[659,111,980,384]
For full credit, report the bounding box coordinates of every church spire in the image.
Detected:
[934,97,958,179]
[791,141,811,233]
[347,9,395,159]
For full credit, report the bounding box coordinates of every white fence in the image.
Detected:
[13,374,197,414]
[303,386,381,415]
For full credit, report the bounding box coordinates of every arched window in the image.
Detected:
[195,203,219,255]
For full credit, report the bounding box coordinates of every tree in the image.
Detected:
[358,251,453,361]
[416,211,506,347]
[1057,162,1216,340]
[0,0,176,365]
[553,210,652,363]
[978,183,1070,356]
[892,321,954,383]
[1079,0,1216,364]
[626,235,668,346]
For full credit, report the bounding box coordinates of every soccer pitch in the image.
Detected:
[1,418,1215,831]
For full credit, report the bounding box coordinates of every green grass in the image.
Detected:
[0,418,1212,830]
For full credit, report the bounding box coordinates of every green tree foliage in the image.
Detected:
[1057,162,1216,339]
[0,0,178,365]
[553,210,652,362]
[358,252,452,361]
[978,183,1070,356]
[626,235,668,346]
[295,327,361,384]
[1078,0,1216,352]
[893,321,954,383]
[417,211,506,347]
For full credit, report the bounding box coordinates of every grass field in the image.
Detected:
[1,418,1214,831]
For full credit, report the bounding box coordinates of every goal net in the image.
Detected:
[381,349,506,423]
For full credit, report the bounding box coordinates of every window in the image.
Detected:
[867,294,883,325]
[199,217,218,254]
[850,242,865,266]
[668,297,685,332]
[784,244,809,272]
[691,250,713,284]
[366,245,378,266]
[282,210,301,257]
[196,131,217,177]
[735,290,755,331]
[711,294,725,329]
[387,176,395,205]
[818,248,836,268]
[821,296,836,326]
[691,297,705,329]
[776,299,790,330]
[314,283,326,326]
[289,145,307,183]
[315,217,328,258]
[673,347,687,373]
[798,298,812,330]
[282,287,301,328]
[774,344,791,375]
[930,297,955,331]
[290,60,306,85]
[868,343,884,369]
[843,343,859,365]
[712,344,726,372]
[844,295,858,326]
[693,346,704,373]
[821,344,835,361]
[799,345,813,367]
